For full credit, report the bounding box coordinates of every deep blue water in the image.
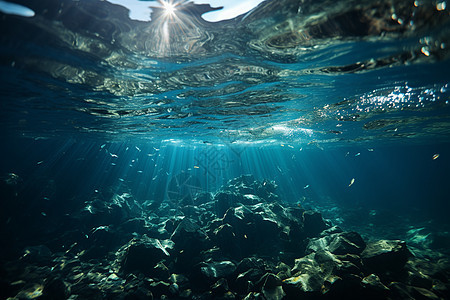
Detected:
[1,0,450,298]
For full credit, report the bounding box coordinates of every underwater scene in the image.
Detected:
[1,0,450,299]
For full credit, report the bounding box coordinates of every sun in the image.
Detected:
[160,0,176,17]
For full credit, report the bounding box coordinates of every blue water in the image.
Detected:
[1,0,450,297]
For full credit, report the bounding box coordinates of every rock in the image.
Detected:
[199,260,237,282]
[6,174,450,300]
[211,278,230,295]
[220,204,282,257]
[306,231,366,255]
[233,257,268,295]
[148,280,171,299]
[389,282,441,300]
[302,211,328,237]
[361,240,411,275]
[257,273,285,300]
[21,245,53,265]
[194,192,213,206]
[214,191,243,217]
[157,216,184,237]
[171,218,208,249]
[283,254,326,296]
[360,274,389,298]
[42,276,70,299]
[282,273,322,297]
[124,286,153,300]
[169,273,189,287]
[220,174,278,203]
[412,286,441,300]
[171,218,209,270]
[283,249,365,299]
[120,235,174,276]
[328,232,366,255]
[212,223,241,258]
[120,218,148,234]
[274,262,291,280]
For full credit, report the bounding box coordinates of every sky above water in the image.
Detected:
[0,0,265,21]
[106,0,266,22]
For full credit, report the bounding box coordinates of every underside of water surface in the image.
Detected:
[1,0,450,299]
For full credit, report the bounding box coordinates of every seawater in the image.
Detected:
[1,0,450,298]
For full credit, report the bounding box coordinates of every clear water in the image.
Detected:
[1,0,450,289]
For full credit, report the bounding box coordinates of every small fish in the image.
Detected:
[303,184,310,189]
[100,144,106,149]
[299,147,303,151]
[135,146,141,151]
[194,166,200,169]
[110,153,118,158]
[91,225,109,233]
[328,130,342,134]
[287,145,294,148]
[432,154,440,160]
[118,178,124,182]
[152,175,158,181]
[277,165,282,173]
[348,178,355,187]
[111,163,116,166]
[368,148,374,152]
[137,170,143,173]
[354,153,361,157]
[41,212,47,217]
[37,161,44,165]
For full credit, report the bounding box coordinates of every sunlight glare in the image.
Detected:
[161,0,176,16]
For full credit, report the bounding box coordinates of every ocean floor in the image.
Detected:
[1,174,449,299]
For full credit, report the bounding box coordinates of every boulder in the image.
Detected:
[257,273,285,300]
[200,260,237,281]
[361,240,410,274]
[306,231,366,255]
[120,235,174,276]
[303,211,328,237]
[360,273,390,299]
